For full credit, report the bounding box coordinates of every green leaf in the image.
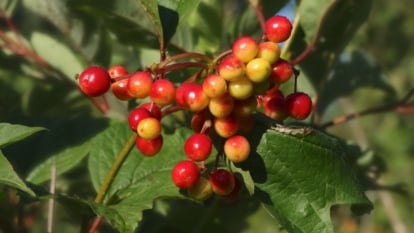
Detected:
[26,141,91,184]
[250,124,373,233]
[0,123,44,148]
[0,150,35,196]
[31,32,83,80]
[296,0,373,86]
[316,50,396,115]
[138,0,201,47]
[88,121,193,232]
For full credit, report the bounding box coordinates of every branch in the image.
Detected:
[319,89,414,129]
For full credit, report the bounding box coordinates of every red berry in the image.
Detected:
[127,71,153,99]
[209,169,235,196]
[285,92,312,120]
[150,79,176,107]
[111,79,133,100]
[265,15,292,43]
[270,59,293,84]
[78,66,111,97]
[184,133,213,162]
[208,92,234,118]
[139,102,162,120]
[264,94,288,121]
[214,115,239,138]
[171,160,200,189]
[135,135,163,157]
[108,65,128,79]
[128,107,152,131]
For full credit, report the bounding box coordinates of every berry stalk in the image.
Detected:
[94,133,137,204]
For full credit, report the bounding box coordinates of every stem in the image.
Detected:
[281,13,301,60]
[211,49,232,69]
[161,105,184,117]
[158,52,212,68]
[248,0,266,37]
[156,62,208,74]
[94,133,137,204]
[319,89,414,129]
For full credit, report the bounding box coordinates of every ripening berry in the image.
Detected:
[150,79,176,107]
[218,55,245,82]
[257,42,281,64]
[128,107,152,132]
[137,117,162,140]
[214,115,239,138]
[127,71,153,99]
[270,59,293,84]
[135,135,163,157]
[111,79,133,100]
[208,92,235,118]
[245,58,272,83]
[108,65,128,79]
[228,76,254,100]
[224,135,251,163]
[232,36,259,63]
[187,176,213,201]
[202,74,227,98]
[209,169,235,196]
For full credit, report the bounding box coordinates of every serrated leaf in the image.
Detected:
[0,122,45,148]
[0,150,35,196]
[250,125,372,233]
[88,121,193,232]
[31,32,83,80]
[26,141,91,184]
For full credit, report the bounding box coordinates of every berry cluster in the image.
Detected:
[77,15,313,201]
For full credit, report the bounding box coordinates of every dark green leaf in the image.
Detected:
[26,141,91,184]
[317,50,396,114]
[249,122,373,233]
[296,0,373,86]
[0,123,44,148]
[0,150,35,196]
[88,121,193,232]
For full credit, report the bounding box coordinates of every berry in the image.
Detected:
[183,83,210,112]
[208,92,234,118]
[171,160,200,189]
[257,42,280,64]
[221,174,242,200]
[245,58,272,83]
[135,135,163,157]
[202,74,227,98]
[139,102,162,120]
[78,66,111,97]
[209,169,235,196]
[270,59,293,84]
[224,135,251,163]
[190,110,211,133]
[228,76,254,100]
[108,65,128,79]
[214,115,239,138]
[184,133,213,162]
[232,36,259,63]
[137,117,162,140]
[264,94,288,121]
[265,15,292,43]
[285,92,312,120]
[175,82,194,108]
[128,107,152,131]
[187,176,213,201]
[218,55,245,82]
[127,71,153,99]
[111,79,133,100]
[232,97,257,117]
[150,79,176,107]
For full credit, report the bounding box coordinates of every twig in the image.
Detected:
[319,89,414,129]
[248,0,266,38]
[47,159,57,233]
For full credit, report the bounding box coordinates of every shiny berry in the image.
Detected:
[127,71,153,99]
[78,66,111,97]
[224,135,251,163]
[128,107,152,131]
[285,92,312,120]
[150,79,176,107]
[171,160,200,189]
[135,135,163,157]
[232,36,259,63]
[184,133,213,162]
[108,65,128,79]
[265,15,292,43]
[209,169,235,196]
[137,117,162,140]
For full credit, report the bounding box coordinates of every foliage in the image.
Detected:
[0,0,413,233]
